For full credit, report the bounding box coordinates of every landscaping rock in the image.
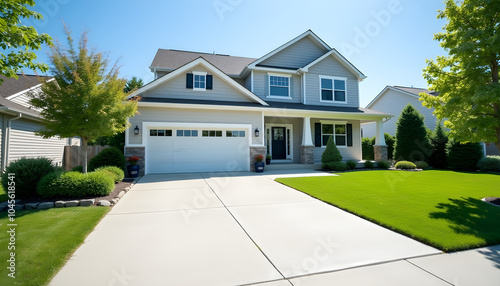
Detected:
[117,191,126,198]
[55,201,65,208]
[79,199,95,207]
[65,200,79,207]
[97,200,111,207]
[38,202,55,209]
[110,198,119,205]
[25,203,40,210]
[13,204,25,210]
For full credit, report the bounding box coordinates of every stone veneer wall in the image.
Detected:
[249,146,266,172]
[374,145,388,161]
[299,145,315,164]
[125,147,145,176]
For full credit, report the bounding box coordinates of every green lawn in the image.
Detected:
[0,207,109,286]
[276,170,500,252]
[0,184,7,203]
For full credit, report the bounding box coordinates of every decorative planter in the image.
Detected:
[127,164,140,177]
[255,162,265,173]
[266,158,271,165]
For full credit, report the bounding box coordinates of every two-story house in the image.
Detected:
[125,30,392,175]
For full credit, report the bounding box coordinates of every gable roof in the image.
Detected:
[366,85,438,109]
[0,74,53,98]
[247,30,331,69]
[150,49,257,77]
[300,49,366,81]
[132,57,269,106]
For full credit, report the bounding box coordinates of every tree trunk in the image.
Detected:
[82,139,88,173]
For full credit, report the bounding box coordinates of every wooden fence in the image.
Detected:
[63,145,109,171]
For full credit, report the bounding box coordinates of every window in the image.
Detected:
[320,76,346,102]
[321,123,347,146]
[194,74,206,89]
[177,130,198,137]
[202,130,222,137]
[226,131,245,137]
[150,129,172,136]
[269,75,290,97]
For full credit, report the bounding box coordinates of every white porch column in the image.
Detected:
[375,120,386,145]
[302,117,313,146]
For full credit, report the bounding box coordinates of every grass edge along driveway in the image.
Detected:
[0,207,109,286]
[276,170,500,252]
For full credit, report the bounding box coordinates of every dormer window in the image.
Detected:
[320,76,346,103]
[186,72,213,91]
[268,74,291,98]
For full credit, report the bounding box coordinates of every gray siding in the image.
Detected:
[252,71,302,103]
[259,37,327,69]
[311,119,362,162]
[9,118,66,166]
[128,106,263,145]
[10,93,32,108]
[244,74,252,91]
[143,65,252,103]
[305,56,359,108]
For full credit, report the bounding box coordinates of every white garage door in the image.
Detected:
[146,127,250,174]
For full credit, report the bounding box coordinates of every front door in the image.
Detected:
[272,127,286,159]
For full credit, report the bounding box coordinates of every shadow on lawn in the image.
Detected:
[429,197,500,251]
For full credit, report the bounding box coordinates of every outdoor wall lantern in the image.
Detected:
[134,125,140,135]
[254,128,260,137]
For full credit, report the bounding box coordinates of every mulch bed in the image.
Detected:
[483,197,500,206]
[18,178,135,206]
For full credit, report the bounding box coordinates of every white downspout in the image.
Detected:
[3,113,22,170]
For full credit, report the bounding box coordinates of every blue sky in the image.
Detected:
[24,0,447,107]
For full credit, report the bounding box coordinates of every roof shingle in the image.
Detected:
[0,74,52,98]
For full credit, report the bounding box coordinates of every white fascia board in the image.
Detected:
[365,86,421,109]
[137,101,393,121]
[130,57,269,106]
[248,30,331,69]
[6,78,55,100]
[249,66,299,74]
[300,50,366,81]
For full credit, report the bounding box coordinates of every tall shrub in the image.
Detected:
[429,122,449,168]
[393,104,431,162]
[322,136,342,167]
[362,137,375,160]
[1,157,55,198]
[88,147,126,171]
[446,139,483,170]
[384,133,395,160]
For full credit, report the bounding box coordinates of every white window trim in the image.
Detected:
[265,123,294,161]
[319,121,348,148]
[193,71,207,91]
[319,75,347,104]
[268,73,291,99]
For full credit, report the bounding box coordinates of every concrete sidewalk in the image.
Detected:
[50,170,499,286]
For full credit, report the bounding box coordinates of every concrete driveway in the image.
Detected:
[51,170,495,286]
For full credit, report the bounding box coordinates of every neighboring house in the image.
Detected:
[362,85,499,156]
[126,30,392,175]
[362,86,439,138]
[0,74,79,170]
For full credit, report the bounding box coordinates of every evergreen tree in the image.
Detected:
[447,139,483,171]
[322,136,342,165]
[429,122,449,168]
[393,104,431,162]
[124,76,144,93]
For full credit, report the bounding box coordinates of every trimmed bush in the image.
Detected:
[88,147,126,171]
[376,160,390,169]
[446,140,483,171]
[384,133,395,160]
[71,165,83,173]
[346,160,358,169]
[362,137,375,160]
[36,171,115,198]
[1,157,55,198]
[395,161,417,170]
[393,104,431,162]
[95,166,125,183]
[37,171,64,198]
[323,161,348,172]
[364,160,374,169]
[321,136,342,163]
[414,161,429,169]
[477,156,500,172]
